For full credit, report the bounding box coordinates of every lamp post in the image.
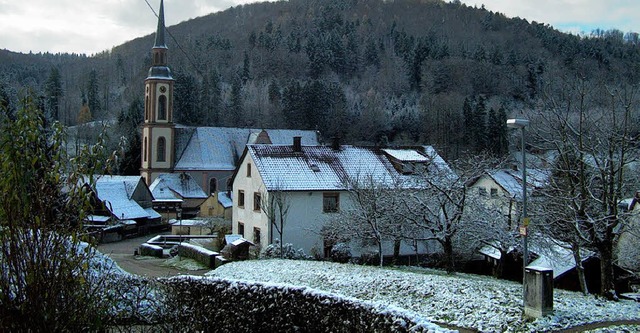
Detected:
[507,118,530,281]
[176,206,183,244]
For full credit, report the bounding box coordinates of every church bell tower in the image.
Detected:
[141,0,175,185]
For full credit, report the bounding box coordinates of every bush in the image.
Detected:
[261,239,312,260]
[330,242,352,263]
[159,276,441,332]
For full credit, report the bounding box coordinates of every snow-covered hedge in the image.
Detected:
[178,243,218,268]
[140,243,163,258]
[159,276,450,332]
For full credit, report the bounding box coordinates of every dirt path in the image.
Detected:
[97,234,209,278]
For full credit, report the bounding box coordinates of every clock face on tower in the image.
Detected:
[159,86,167,93]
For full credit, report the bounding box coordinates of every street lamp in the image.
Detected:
[507,118,530,281]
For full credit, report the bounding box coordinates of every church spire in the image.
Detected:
[153,0,167,49]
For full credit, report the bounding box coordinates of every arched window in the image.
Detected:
[209,178,218,195]
[145,96,149,120]
[158,95,167,120]
[143,137,148,162]
[157,137,166,162]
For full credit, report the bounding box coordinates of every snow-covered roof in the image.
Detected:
[93,175,157,220]
[248,145,449,191]
[382,148,430,162]
[528,244,594,279]
[174,127,318,171]
[169,219,208,227]
[149,173,207,201]
[217,191,232,208]
[487,168,550,199]
[86,215,110,223]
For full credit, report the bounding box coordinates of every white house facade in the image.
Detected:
[231,139,451,258]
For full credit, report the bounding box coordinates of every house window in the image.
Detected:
[247,163,252,177]
[254,192,261,211]
[238,190,245,208]
[209,178,217,195]
[253,227,261,244]
[478,187,487,196]
[143,137,148,162]
[238,222,245,238]
[157,137,166,162]
[490,188,498,198]
[323,193,339,213]
[158,95,167,120]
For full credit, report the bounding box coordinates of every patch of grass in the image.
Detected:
[161,256,207,271]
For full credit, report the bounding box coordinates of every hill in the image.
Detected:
[1,0,639,158]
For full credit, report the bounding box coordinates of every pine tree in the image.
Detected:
[45,67,63,121]
[241,51,251,84]
[473,95,488,153]
[86,69,101,120]
[174,72,201,125]
[229,75,244,127]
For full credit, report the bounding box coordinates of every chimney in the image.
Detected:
[331,137,341,151]
[293,136,302,152]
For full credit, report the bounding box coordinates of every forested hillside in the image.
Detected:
[1,0,639,159]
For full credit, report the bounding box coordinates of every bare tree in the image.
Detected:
[260,182,291,258]
[397,155,495,273]
[322,174,400,268]
[533,77,640,298]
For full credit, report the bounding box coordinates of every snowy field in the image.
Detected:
[207,259,640,332]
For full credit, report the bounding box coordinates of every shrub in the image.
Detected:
[330,242,352,263]
[261,239,311,260]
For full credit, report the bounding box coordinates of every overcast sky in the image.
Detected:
[0,0,638,55]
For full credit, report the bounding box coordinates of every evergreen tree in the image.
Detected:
[462,97,474,147]
[116,98,143,175]
[86,69,101,120]
[229,75,244,127]
[44,67,63,121]
[472,95,488,153]
[241,51,251,84]
[174,72,201,125]
[487,107,507,156]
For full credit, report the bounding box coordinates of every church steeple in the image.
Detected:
[141,0,175,185]
[153,0,167,49]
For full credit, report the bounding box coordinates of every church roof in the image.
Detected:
[173,127,319,171]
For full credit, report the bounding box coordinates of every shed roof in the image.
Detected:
[149,173,207,201]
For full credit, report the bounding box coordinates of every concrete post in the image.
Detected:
[524,266,554,318]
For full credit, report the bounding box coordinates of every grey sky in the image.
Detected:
[0,0,637,55]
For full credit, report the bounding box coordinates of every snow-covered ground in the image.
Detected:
[207,260,640,333]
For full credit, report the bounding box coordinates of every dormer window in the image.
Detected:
[310,164,320,172]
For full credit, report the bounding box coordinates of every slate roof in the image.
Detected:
[149,173,208,201]
[93,176,156,220]
[174,127,318,171]
[248,145,450,191]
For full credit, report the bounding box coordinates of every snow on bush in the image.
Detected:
[208,260,640,333]
[330,242,352,263]
[261,240,312,260]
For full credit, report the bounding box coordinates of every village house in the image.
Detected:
[230,137,451,258]
[85,175,161,241]
[149,173,208,220]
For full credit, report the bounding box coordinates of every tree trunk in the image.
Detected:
[493,249,506,279]
[443,238,455,273]
[598,241,617,300]
[377,239,384,268]
[392,239,401,265]
[571,243,589,295]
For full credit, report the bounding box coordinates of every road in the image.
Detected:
[97,234,210,278]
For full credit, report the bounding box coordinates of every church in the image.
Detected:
[140,0,318,197]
